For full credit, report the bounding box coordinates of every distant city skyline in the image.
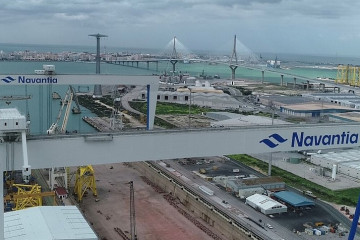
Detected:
[1,1,360,57]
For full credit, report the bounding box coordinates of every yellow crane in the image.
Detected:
[336,65,360,86]
[74,165,97,202]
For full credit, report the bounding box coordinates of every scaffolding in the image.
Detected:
[336,65,360,86]
[74,165,98,202]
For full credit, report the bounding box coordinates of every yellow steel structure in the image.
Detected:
[4,191,56,211]
[336,65,360,86]
[74,165,97,202]
[3,184,55,211]
[4,191,55,202]
[336,65,349,84]
[13,184,41,210]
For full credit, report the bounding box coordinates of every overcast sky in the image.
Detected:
[1,0,359,56]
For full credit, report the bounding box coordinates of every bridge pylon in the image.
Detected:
[229,35,238,80]
[170,36,179,75]
[89,33,108,98]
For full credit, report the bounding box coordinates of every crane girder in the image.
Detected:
[2,123,360,171]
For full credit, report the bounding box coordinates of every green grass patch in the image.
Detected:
[154,117,177,129]
[129,101,212,129]
[78,95,112,117]
[129,101,212,115]
[229,154,360,206]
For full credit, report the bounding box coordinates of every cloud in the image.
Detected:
[1,0,360,56]
[54,13,89,21]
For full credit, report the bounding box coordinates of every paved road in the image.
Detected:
[121,85,145,115]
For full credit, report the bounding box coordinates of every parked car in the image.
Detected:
[266,224,273,229]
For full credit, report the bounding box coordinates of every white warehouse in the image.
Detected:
[310,149,360,179]
[5,206,98,240]
[245,193,287,215]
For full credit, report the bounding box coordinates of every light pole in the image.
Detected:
[188,88,192,128]
[268,102,275,176]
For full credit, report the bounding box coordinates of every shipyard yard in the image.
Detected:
[78,163,217,240]
[4,0,360,239]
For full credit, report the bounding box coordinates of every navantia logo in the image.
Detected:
[1,76,15,83]
[260,133,288,148]
[260,131,359,149]
[0,76,58,84]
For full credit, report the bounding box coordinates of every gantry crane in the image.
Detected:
[110,86,123,130]
[336,64,360,86]
[48,85,87,194]
[47,85,81,135]
[74,165,97,202]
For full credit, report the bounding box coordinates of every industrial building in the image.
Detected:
[5,206,98,240]
[139,81,241,110]
[259,94,360,117]
[329,112,360,123]
[280,103,357,117]
[259,95,313,109]
[302,93,360,109]
[213,176,286,199]
[273,191,315,208]
[245,193,287,215]
[242,177,286,191]
[310,149,360,180]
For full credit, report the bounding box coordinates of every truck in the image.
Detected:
[199,185,214,196]
[315,222,324,227]
[303,190,317,199]
[199,169,206,174]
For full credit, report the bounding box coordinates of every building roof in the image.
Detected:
[330,112,360,122]
[273,191,314,207]
[207,112,291,127]
[260,95,313,105]
[55,187,68,196]
[246,193,287,210]
[5,206,98,240]
[242,176,284,186]
[302,93,360,108]
[0,108,24,120]
[282,103,356,111]
[311,149,360,166]
[303,93,358,98]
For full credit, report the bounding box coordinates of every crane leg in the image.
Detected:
[348,193,360,240]
[21,131,31,183]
